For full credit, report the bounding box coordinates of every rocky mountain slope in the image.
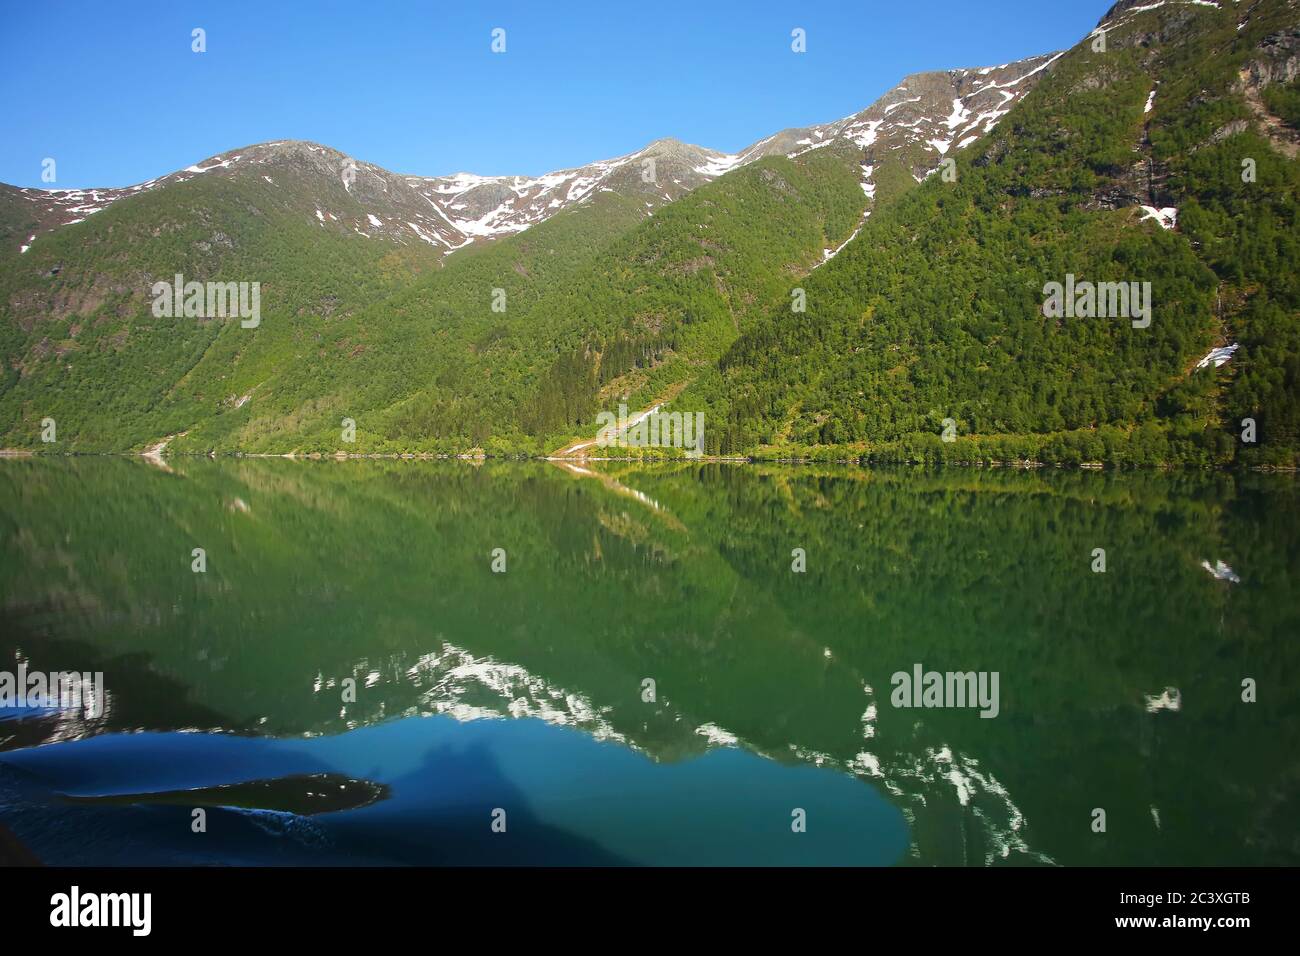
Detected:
[4,53,1058,263]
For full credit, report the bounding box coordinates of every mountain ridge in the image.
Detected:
[4,51,1061,261]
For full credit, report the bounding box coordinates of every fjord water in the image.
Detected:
[0,458,1296,866]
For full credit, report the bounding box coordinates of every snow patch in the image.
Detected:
[1139,205,1178,229]
[1144,687,1182,713]
[1201,559,1241,583]
[407,221,448,248]
[943,97,973,130]
[694,152,745,177]
[884,96,922,115]
[1195,343,1238,369]
[184,158,235,174]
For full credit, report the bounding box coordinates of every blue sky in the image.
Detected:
[0,0,1113,188]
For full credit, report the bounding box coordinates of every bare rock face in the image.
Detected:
[1196,119,1252,150]
[404,136,747,244]
[1082,164,1151,212]
[1234,28,1300,160]
[1243,27,1300,87]
[1094,0,1205,50]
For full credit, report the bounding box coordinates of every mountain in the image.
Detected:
[688,0,1300,468]
[0,49,1058,454]
[1,138,744,259]
[406,138,749,243]
[409,51,1067,252]
[6,54,1060,262]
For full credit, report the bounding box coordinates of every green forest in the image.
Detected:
[688,0,1300,468]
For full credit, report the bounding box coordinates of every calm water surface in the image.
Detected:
[0,458,1296,865]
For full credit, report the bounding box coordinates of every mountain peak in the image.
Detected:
[3,48,1061,259]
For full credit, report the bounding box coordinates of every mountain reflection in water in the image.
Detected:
[0,458,1296,865]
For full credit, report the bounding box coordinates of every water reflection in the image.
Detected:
[0,458,1296,865]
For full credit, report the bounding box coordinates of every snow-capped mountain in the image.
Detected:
[6,51,1062,257]
[406,137,751,243]
[760,52,1065,189]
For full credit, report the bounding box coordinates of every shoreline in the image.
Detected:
[2,448,1296,474]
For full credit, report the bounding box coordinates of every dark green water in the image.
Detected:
[0,458,1296,865]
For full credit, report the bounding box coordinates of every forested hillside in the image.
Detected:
[0,155,447,450]
[154,148,867,455]
[691,0,1300,468]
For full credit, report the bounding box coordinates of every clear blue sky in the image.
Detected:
[0,0,1113,188]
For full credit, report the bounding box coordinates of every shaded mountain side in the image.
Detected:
[0,163,450,451]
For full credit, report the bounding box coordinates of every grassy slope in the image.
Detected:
[167,148,869,456]
[1,143,871,455]
[0,165,447,450]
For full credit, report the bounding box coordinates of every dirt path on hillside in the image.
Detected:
[549,382,692,458]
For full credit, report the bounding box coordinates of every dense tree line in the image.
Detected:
[689,0,1300,468]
